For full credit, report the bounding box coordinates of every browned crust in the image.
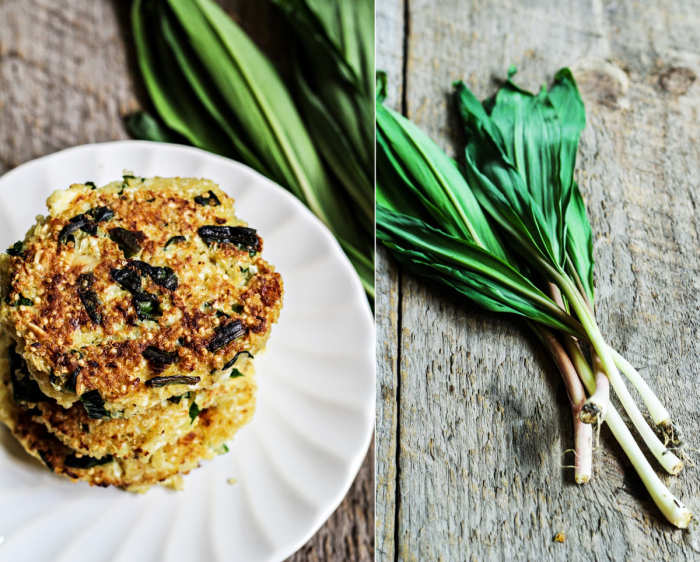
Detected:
[34,356,253,460]
[0,360,257,490]
[0,177,283,411]
[13,389,255,490]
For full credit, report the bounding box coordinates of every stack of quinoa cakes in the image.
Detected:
[0,176,283,491]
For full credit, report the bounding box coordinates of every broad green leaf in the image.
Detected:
[376,71,388,103]
[455,69,587,285]
[548,69,586,199]
[375,73,590,339]
[376,127,438,228]
[164,1,315,214]
[377,205,586,340]
[347,0,375,96]
[547,70,592,303]
[132,0,232,157]
[338,239,375,298]
[158,4,273,179]
[454,80,565,276]
[126,111,183,144]
[307,60,372,173]
[271,0,374,188]
[294,57,373,222]
[165,0,363,250]
[377,103,508,262]
[489,79,566,265]
[271,0,373,92]
[566,182,595,305]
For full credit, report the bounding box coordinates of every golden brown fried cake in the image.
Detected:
[0,176,282,417]
[34,353,253,461]
[0,333,256,492]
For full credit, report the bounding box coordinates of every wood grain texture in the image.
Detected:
[0,1,373,560]
[376,0,404,560]
[376,244,400,562]
[376,0,700,560]
[376,0,405,108]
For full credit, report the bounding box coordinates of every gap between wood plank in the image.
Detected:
[394,1,410,559]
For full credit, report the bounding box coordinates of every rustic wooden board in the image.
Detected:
[0,1,373,560]
[376,242,401,562]
[376,0,700,560]
[376,1,404,560]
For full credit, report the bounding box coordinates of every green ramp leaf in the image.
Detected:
[377,102,508,262]
[377,206,586,340]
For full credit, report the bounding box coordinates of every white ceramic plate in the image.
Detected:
[0,142,375,562]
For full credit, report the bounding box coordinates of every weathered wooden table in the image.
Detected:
[0,2,373,560]
[377,0,700,560]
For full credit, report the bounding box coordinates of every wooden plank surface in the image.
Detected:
[375,1,404,560]
[376,0,700,560]
[0,1,374,560]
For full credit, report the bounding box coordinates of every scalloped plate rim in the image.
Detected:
[0,141,375,562]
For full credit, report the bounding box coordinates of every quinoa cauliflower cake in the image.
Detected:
[0,176,283,418]
[33,352,253,461]
[0,175,282,491]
